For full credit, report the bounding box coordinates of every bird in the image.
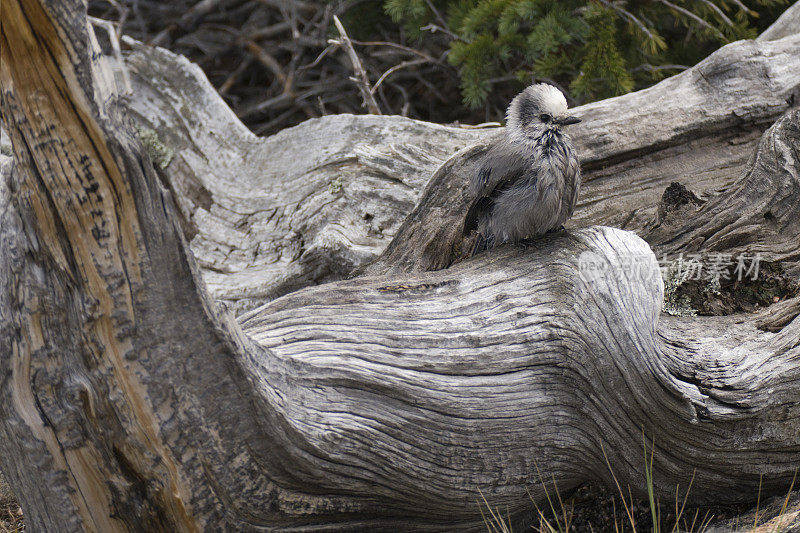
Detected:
[463,83,582,256]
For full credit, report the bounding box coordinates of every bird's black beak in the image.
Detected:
[554,116,581,126]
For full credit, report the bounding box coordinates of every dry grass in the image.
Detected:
[481,484,800,533]
[480,438,800,533]
[2,463,799,532]
[0,473,23,533]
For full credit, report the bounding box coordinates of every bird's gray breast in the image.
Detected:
[486,133,577,242]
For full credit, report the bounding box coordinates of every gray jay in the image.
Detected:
[463,83,581,255]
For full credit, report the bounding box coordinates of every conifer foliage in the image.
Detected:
[384,0,788,106]
[87,0,791,134]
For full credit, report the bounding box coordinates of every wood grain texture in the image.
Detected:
[1,2,799,532]
[239,225,800,518]
[1,1,285,530]
[119,29,799,304]
[644,110,800,273]
[121,41,484,313]
[362,33,800,276]
[758,0,800,41]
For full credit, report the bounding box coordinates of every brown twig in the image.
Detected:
[631,63,689,73]
[298,44,335,72]
[350,39,442,64]
[150,0,225,46]
[419,23,463,41]
[219,56,254,94]
[423,0,451,35]
[330,15,381,114]
[90,0,471,134]
[247,21,291,40]
[243,39,288,87]
[371,58,429,94]
[257,0,318,15]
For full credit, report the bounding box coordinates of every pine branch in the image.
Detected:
[598,0,657,41]
[658,0,727,40]
[697,0,734,27]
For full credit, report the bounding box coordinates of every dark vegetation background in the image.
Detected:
[88,0,789,136]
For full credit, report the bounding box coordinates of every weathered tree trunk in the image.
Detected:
[1,1,799,532]
[116,23,800,311]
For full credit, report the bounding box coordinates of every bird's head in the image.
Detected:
[505,83,580,143]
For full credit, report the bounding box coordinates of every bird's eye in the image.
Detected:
[540,113,552,123]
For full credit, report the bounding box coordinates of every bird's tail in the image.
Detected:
[470,233,493,257]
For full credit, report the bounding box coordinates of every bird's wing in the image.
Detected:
[463,142,529,234]
[558,144,581,224]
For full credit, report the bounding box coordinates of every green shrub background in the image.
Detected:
[373,0,788,108]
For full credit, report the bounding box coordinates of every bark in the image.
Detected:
[362,32,800,276]
[118,40,484,314]
[758,0,800,42]
[117,28,800,303]
[1,2,800,533]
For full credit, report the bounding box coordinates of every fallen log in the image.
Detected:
[1,1,799,531]
[118,18,800,299]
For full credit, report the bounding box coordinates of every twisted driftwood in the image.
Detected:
[1,1,800,531]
